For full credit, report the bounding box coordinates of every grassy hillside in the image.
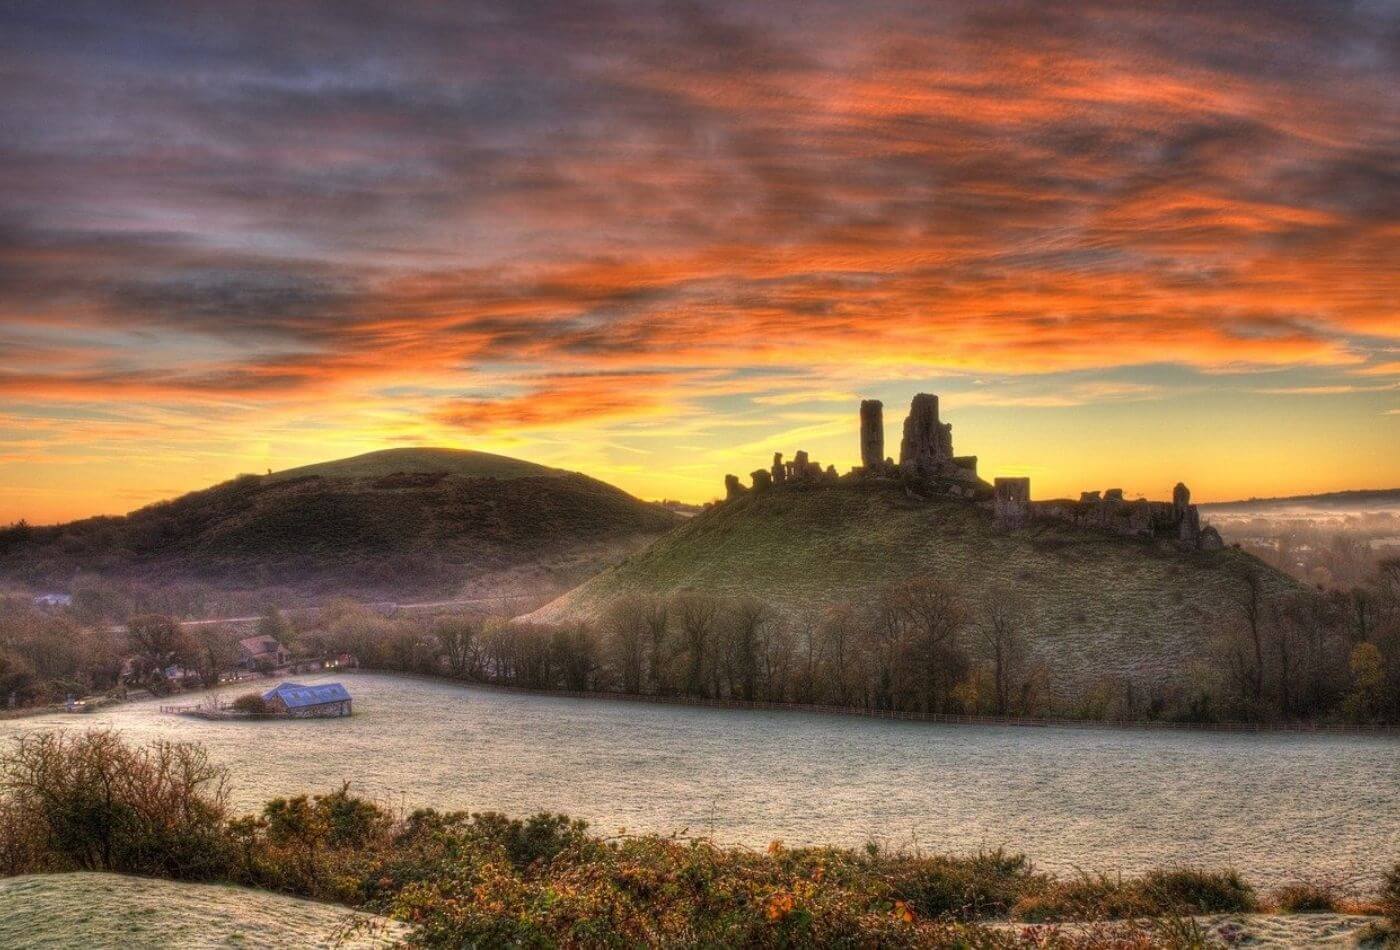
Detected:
[530,483,1299,692]
[0,449,680,605]
[0,873,404,949]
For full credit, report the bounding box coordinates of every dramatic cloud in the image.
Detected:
[1,0,1396,519]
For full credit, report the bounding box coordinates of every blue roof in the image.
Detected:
[263,681,351,708]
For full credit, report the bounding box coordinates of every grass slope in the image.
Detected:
[530,483,1298,692]
[0,449,680,603]
[0,873,404,949]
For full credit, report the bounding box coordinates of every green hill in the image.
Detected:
[0,873,404,948]
[0,449,680,606]
[528,482,1299,693]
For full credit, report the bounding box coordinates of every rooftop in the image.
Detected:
[262,681,351,708]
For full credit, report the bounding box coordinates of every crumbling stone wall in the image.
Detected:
[993,477,1030,527]
[1021,483,1216,550]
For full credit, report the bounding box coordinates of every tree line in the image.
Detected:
[329,560,1400,725]
[3,559,1398,725]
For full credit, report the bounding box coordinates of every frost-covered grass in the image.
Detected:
[0,873,405,949]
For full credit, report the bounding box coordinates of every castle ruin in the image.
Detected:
[722,393,1224,551]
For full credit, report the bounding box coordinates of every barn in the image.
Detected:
[262,682,353,718]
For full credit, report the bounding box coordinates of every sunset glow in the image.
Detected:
[2,0,1397,522]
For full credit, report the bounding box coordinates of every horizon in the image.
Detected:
[3,0,1398,523]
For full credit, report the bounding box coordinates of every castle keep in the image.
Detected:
[724,394,1223,551]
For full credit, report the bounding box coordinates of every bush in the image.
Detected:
[231,693,270,715]
[1272,881,1339,913]
[1013,868,1255,921]
[1385,863,1400,923]
[0,730,231,879]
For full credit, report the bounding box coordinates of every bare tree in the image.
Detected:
[434,616,481,679]
[978,591,1031,715]
[884,577,967,713]
[673,593,718,697]
[125,614,194,684]
[604,597,650,694]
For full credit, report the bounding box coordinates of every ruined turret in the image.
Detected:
[860,399,884,470]
[771,452,786,485]
[899,394,950,478]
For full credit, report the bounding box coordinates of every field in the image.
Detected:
[531,482,1298,693]
[5,672,1393,889]
[0,873,404,949]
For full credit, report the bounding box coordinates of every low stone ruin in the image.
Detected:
[993,477,1031,528]
[721,393,1225,552]
[999,479,1223,550]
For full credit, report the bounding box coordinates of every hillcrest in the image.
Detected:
[722,394,1223,552]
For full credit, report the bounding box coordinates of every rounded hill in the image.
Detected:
[266,447,569,482]
[0,449,681,606]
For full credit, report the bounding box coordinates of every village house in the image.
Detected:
[238,634,289,670]
[262,681,353,718]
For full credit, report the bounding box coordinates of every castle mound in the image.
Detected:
[531,392,1283,696]
[529,472,1297,697]
[0,449,681,607]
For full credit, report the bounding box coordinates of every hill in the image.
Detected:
[0,873,404,948]
[528,482,1299,694]
[0,448,681,607]
[1200,488,1400,512]
[266,446,569,482]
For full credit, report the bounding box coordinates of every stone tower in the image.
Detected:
[898,393,953,478]
[859,399,884,469]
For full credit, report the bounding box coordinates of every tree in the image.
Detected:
[673,594,718,697]
[191,627,239,688]
[884,577,967,713]
[1219,564,1270,717]
[1343,642,1386,722]
[977,592,1031,716]
[604,598,651,694]
[124,614,194,682]
[434,617,480,679]
[257,607,294,648]
[723,598,769,702]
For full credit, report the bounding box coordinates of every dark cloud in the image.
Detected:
[0,0,1396,407]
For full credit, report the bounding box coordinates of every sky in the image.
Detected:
[1,0,1397,524]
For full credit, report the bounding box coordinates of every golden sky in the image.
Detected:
[1,0,1397,523]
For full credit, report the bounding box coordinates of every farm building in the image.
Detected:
[238,635,289,670]
[262,681,352,718]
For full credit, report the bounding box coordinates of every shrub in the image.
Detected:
[231,693,270,715]
[1384,863,1400,924]
[0,730,231,879]
[1013,868,1255,921]
[1272,881,1339,913]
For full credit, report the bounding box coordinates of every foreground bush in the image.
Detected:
[1012,869,1256,922]
[0,731,229,879]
